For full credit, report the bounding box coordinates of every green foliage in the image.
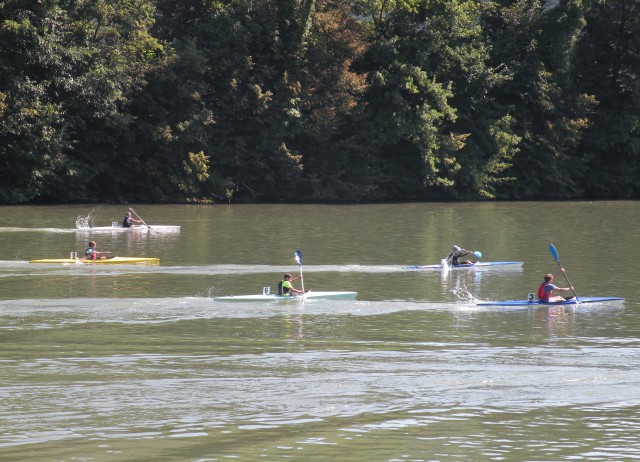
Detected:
[480,0,595,199]
[294,0,371,201]
[0,0,162,203]
[0,0,638,203]
[571,0,640,198]
[477,114,520,198]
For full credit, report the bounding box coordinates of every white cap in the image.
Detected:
[452,245,461,251]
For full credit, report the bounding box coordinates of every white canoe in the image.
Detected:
[404,261,523,270]
[75,225,180,232]
[214,290,357,301]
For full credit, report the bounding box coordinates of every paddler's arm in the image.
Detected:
[555,268,573,290]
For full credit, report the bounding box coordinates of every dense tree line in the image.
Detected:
[0,0,638,204]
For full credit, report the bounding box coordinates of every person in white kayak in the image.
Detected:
[122,212,143,228]
[277,273,304,296]
[446,245,473,266]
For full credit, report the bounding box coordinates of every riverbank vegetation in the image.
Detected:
[1,0,638,203]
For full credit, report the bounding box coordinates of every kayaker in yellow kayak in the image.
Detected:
[84,241,111,260]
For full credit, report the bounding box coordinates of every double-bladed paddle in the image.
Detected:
[294,249,306,295]
[548,243,580,303]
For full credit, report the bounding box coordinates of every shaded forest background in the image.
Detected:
[1,0,638,204]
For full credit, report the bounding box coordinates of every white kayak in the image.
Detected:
[214,290,357,301]
[404,261,523,270]
[75,225,180,232]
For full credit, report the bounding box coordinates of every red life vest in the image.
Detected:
[538,282,550,300]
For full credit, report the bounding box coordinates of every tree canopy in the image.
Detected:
[1,0,638,203]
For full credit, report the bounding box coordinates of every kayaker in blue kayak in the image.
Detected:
[446,245,473,266]
[537,272,574,302]
[278,273,304,296]
[122,212,143,228]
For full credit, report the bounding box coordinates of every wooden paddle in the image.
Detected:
[548,243,580,303]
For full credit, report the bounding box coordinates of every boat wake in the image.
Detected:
[0,227,76,233]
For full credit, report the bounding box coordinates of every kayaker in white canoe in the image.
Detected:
[277,273,304,296]
[446,244,479,266]
[537,271,574,302]
[122,212,143,228]
[84,241,111,260]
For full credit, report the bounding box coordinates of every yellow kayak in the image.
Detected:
[29,257,160,265]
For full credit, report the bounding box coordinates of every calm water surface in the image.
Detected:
[0,202,639,461]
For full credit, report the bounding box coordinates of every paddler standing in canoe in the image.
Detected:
[84,241,111,260]
[537,272,574,302]
[277,273,304,296]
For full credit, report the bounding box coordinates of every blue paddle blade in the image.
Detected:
[548,243,559,262]
[473,251,482,258]
[294,250,302,265]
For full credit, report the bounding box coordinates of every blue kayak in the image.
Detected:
[404,261,523,270]
[477,296,624,307]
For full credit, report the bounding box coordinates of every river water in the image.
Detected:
[0,202,639,461]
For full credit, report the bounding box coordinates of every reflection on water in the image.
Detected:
[0,203,639,461]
